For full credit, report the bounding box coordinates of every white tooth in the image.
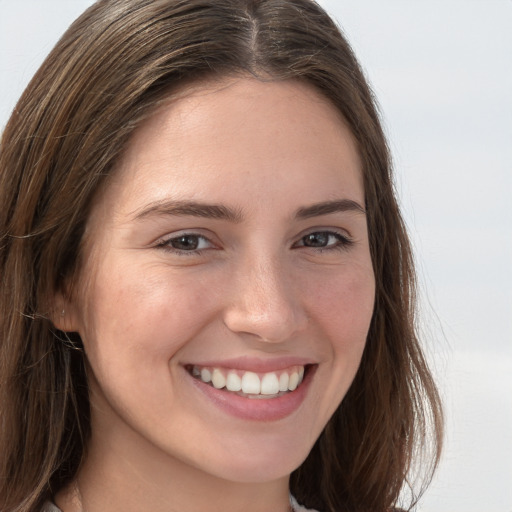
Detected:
[200,368,212,383]
[288,371,299,391]
[241,371,261,394]
[226,371,242,392]
[211,368,226,389]
[279,372,289,392]
[261,373,280,395]
[192,366,200,377]
[298,366,305,382]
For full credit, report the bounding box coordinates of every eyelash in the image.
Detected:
[155,230,354,256]
[292,231,354,252]
[155,233,214,256]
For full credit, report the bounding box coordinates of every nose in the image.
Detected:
[222,255,308,343]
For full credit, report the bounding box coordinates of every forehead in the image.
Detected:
[88,77,363,228]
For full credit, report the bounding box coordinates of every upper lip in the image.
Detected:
[182,356,315,373]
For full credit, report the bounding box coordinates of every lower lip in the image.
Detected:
[187,366,315,422]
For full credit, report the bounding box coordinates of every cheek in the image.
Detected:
[77,261,218,380]
[298,263,375,429]
[304,264,375,347]
[76,263,225,433]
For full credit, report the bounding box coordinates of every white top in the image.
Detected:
[40,503,61,512]
[290,494,319,511]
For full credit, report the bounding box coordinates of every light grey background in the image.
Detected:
[1,1,511,511]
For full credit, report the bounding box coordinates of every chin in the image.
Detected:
[195,431,313,484]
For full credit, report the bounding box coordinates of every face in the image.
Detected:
[61,77,375,484]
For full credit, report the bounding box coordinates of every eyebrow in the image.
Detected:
[132,200,244,223]
[131,198,365,223]
[295,199,366,219]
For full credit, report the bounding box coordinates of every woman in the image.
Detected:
[0,1,443,511]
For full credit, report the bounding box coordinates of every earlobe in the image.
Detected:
[51,291,80,332]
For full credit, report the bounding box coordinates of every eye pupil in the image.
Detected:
[171,235,199,250]
[303,232,329,247]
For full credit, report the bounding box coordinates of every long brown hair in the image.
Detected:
[0,1,443,511]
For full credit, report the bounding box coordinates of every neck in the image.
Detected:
[56,420,291,512]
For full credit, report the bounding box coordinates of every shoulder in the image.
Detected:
[40,502,62,512]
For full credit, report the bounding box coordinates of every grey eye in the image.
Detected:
[303,232,330,247]
[301,232,338,248]
[167,234,212,251]
[170,235,200,250]
[294,231,353,252]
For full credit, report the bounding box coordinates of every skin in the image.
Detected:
[55,77,375,512]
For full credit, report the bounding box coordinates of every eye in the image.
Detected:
[294,230,353,251]
[157,233,214,254]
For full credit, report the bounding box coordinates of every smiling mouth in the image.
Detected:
[186,364,309,399]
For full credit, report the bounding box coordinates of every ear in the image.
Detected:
[50,289,81,333]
